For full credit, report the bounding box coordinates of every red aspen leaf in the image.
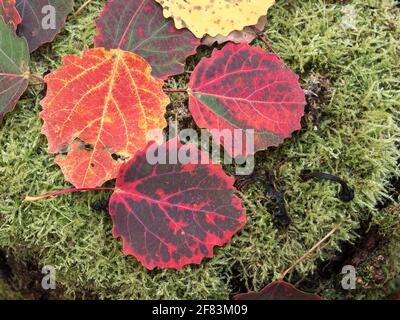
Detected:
[109,138,246,269]
[0,0,21,30]
[201,16,267,46]
[188,43,305,156]
[16,0,74,52]
[94,0,200,80]
[40,48,169,188]
[233,281,323,300]
[0,17,29,123]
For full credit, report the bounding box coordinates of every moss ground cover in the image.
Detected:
[0,0,399,299]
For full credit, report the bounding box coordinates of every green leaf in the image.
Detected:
[0,17,29,123]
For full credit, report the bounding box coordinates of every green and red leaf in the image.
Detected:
[109,138,246,269]
[0,0,21,30]
[40,48,169,188]
[188,43,305,156]
[233,281,323,300]
[16,0,74,52]
[94,0,200,80]
[0,17,29,123]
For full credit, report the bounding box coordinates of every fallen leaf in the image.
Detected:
[0,0,21,30]
[54,140,121,190]
[109,138,246,269]
[233,281,322,300]
[40,48,169,188]
[95,0,200,80]
[155,0,275,38]
[0,17,29,123]
[16,0,74,52]
[201,16,267,46]
[188,43,305,156]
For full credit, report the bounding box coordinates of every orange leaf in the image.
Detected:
[40,48,169,188]
[54,140,121,189]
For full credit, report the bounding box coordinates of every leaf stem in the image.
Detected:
[280,225,340,281]
[28,82,45,87]
[163,89,188,94]
[29,73,44,82]
[25,187,114,202]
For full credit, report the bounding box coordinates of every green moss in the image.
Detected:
[0,279,23,300]
[0,0,399,299]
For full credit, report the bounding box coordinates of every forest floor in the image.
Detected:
[0,0,399,299]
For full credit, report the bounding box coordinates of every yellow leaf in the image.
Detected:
[155,0,275,38]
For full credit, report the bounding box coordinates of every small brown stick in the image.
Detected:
[73,0,92,17]
[279,225,340,281]
[251,27,280,57]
